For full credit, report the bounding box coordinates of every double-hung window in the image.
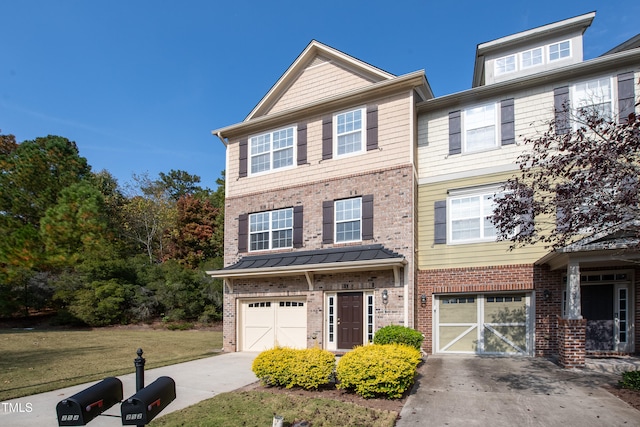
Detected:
[335,198,361,242]
[449,189,499,243]
[495,54,516,75]
[249,208,293,251]
[521,47,542,68]
[335,108,365,157]
[250,126,295,174]
[549,40,571,62]
[571,77,613,122]
[463,103,498,152]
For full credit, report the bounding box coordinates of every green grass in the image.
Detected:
[0,328,222,400]
[149,390,398,427]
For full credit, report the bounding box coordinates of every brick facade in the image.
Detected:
[557,318,587,368]
[222,165,416,352]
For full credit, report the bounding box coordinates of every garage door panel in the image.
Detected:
[437,294,530,355]
[484,325,526,353]
[241,299,306,351]
[439,325,477,352]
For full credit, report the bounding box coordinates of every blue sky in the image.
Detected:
[1,1,638,190]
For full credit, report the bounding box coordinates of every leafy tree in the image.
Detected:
[158,169,206,201]
[0,135,91,227]
[493,103,640,250]
[40,182,113,268]
[120,173,176,263]
[166,194,220,268]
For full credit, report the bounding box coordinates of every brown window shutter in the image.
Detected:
[434,200,446,244]
[362,195,374,240]
[322,116,333,160]
[618,72,636,124]
[366,105,378,151]
[293,206,303,248]
[554,86,570,135]
[239,139,248,178]
[322,200,334,244]
[448,111,461,155]
[297,123,307,165]
[238,213,248,252]
[500,98,515,145]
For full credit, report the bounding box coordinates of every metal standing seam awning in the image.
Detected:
[206,244,407,292]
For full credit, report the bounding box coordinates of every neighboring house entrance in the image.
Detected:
[435,294,531,355]
[239,299,307,351]
[337,292,364,349]
[575,273,632,352]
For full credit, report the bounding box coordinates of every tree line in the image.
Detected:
[0,133,225,326]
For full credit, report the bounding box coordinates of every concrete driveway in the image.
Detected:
[397,355,639,427]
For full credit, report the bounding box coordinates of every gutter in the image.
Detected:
[212,131,227,147]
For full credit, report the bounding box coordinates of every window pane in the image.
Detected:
[495,55,516,74]
[549,40,570,61]
[272,229,292,248]
[335,198,362,242]
[273,147,293,169]
[337,220,360,242]
[465,104,496,152]
[451,196,480,220]
[250,232,269,251]
[336,109,363,155]
[452,218,480,240]
[250,213,269,232]
[522,48,542,68]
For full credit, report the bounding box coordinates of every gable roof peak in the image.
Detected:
[245,40,397,121]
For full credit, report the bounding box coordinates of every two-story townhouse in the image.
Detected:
[207,41,432,353]
[416,12,640,367]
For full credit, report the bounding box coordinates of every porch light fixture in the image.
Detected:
[382,290,388,305]
[420,294,427,306]
[543,289,551,301]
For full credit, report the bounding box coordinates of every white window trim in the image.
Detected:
[333,106,367,158]
[335,197,362,243]
[520,47,543,69]
[570,76,615,127]
[494,54,517,75]
[461,102,500,154]
[248,207,293,252]
[447,185,502,244]
[248,125,297,176]
[548,39,572,62]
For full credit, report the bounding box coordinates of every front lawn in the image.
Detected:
[149,390,398,427]
[0,327,222,400]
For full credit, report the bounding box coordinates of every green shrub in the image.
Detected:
[252,347,336,390]
[620,370,640,390]
[373,325,424,350]
[336,343,421,399]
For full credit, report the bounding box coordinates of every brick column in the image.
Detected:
[557,317,586,368]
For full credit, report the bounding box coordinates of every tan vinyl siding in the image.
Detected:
[417,172,548,269]
[417,88,555,183]
[268,57,377,115]
[228,92,413,198]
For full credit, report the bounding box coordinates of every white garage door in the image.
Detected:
[240,299,307,351]
[435,294,531,355]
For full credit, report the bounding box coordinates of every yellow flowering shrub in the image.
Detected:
[336,343,421,399]
[252,347,336,390]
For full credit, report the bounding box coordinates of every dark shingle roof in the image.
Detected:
[221,244,404,271]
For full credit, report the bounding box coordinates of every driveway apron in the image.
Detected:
[397,355,639,427]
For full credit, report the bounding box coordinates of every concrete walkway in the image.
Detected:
[397,355,640,427]
[0,352,258,427]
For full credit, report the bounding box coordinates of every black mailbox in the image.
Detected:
[121,376,176,425]
[56,377,123,426]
